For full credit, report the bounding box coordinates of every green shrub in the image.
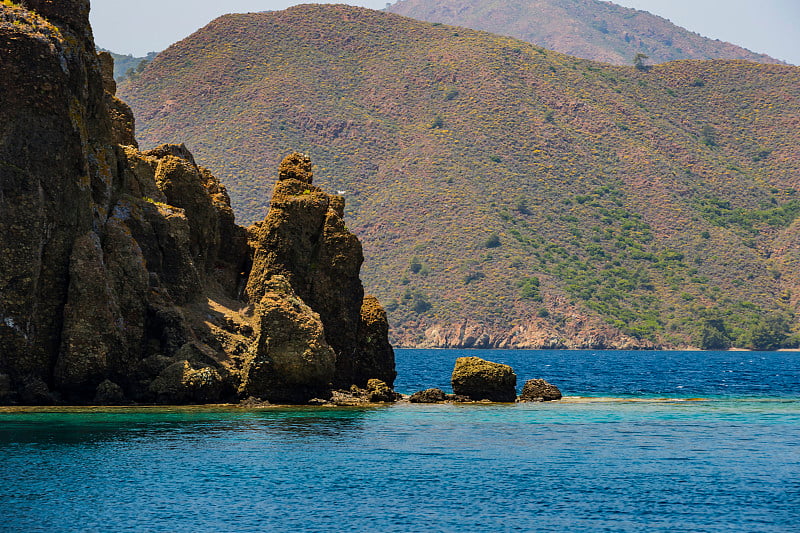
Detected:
[484,233,501,248]
[444,88,459,101]
[517,277,542,301]
[463,271,485,284]
[412,293,432,314]
[409,256,422,274]
[700,124,717,147]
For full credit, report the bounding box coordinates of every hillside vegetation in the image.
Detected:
[119,5,800,349]
[387,0,783,66]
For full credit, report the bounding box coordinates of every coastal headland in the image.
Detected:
[0,0,394,405]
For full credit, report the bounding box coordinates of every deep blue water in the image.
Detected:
[1,350,799,532]
[394,348,800,398]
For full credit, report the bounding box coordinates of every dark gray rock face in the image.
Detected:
[450,357,517,402]
[94,380,126,405]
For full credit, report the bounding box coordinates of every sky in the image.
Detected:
[90,0,799,65]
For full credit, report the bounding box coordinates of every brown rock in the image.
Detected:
[353,295,396,387]
[149,360,224,404]
[98,51,138,147]
[137,355,174,379]
[278,152,314,183]
[240,276,336,403]
[366,378,398,402]
[94,379,126,405]
[446,394,473,402]
[54,232,123,399]
[246,152,394,390]
[409,388,447,403]
[519,379,563,402]
[18,375,53,405]
[20,0,91,35]
[451,356,517,402]
[0,0,98,388]
[328,378,399,405]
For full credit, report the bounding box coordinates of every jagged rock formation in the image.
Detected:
[0,1,394,405]
[325,378,399,405]
[245,153,396,389]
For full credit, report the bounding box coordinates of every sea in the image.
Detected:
[1,349,798,532]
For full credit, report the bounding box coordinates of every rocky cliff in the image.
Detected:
[0,0,394,405]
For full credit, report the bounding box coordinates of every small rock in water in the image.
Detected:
[409,388,447,403]
[328,379,399,405]
[307,398,329,406]
[239,396,272,408]
[366,379,398,402]
[446,394,473,402]
[519,378,562,402]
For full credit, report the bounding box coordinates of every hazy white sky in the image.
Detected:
[612,0,799,64]
[90,0,799,65]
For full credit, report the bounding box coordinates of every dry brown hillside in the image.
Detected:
[119,5,800,350]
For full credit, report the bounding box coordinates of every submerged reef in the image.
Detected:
[0,0,394,405]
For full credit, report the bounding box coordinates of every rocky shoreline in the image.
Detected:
[203,355,563,407]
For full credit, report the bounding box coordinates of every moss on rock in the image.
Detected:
[451,356,517,402]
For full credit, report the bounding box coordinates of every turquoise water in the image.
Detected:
[1,350,799,532]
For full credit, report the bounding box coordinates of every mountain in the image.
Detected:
[118,4,800,350]
[386,0,784,66]
[0,1,393,405]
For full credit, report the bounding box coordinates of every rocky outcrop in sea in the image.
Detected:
[0,0,394,405]
[451,356,518,402]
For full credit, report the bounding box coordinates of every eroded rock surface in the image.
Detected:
[327,378,399,405]
[241,276,336,403]
[246,153,395,389]
[409,388,447,403]
[519,379,563,402]
[0,1,394,405]
[451,357,517,402]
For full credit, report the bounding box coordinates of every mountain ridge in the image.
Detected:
[386,0,784,66]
